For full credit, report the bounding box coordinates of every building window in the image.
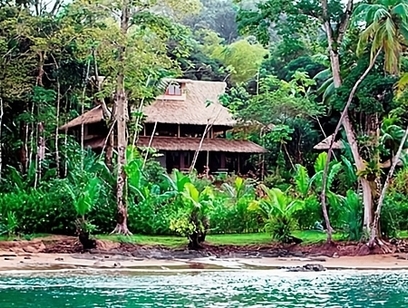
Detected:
[166,83,181,96]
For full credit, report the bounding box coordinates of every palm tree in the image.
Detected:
[355,0,408,74]
[321,0,408,242]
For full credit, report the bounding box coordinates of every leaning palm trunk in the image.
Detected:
[369,125,408,247]
[321,49,382,242]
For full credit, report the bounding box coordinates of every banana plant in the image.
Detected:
[221,176,255,203]
[125,148,176,207]
[311,152,342,208]
[163,169,191,193]
[294,152,347,202]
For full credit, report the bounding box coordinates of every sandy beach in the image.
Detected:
[0,235,407,272]
[0,250,408,272]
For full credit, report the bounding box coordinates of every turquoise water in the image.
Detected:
[0,269,406,307]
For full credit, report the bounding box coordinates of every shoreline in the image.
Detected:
[1,235,408,272]
[1,251,408,272]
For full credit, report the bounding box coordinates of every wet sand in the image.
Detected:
[1,250,408,272]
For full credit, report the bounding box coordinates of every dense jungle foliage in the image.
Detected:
[1,0,408,248]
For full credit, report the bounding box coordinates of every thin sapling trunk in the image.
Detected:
[80,58,91,170]
[369,125,408,247]
[55,69,61,177]
[142,121,157,168]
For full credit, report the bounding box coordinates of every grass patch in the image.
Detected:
[96,234,188,248]
[206,233,272,245]
[292,230,344,244]
[397,231,408,239]
[98,230,339,248]
[0,230,348,247]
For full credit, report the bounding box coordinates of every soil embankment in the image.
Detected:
[0,235,408,271]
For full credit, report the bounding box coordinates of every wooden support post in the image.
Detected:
[180,152,185,170]
[177,124,180,138]
[238,155,241,174]
[220,153,226,169]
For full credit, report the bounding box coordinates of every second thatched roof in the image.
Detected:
[313,134,344,150]
[60,106,106,131]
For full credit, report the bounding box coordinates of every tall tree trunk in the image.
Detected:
[369,126,408,247]
[111,0,131,235]
[321,49,381,241]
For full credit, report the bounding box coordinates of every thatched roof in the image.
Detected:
[143,80,234,126]
[60,105,107,131]
[85,136,266,153]
[60,79,234,130]
[313,134,344,150]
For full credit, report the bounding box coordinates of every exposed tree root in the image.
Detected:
[368,237,393,254]
[77,232,96,250]
[110,223,133,236]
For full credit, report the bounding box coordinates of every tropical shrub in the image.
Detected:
[249,185,304,243]
[169,183,214,249]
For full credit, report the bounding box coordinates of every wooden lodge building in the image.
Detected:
[60,79,266,174]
